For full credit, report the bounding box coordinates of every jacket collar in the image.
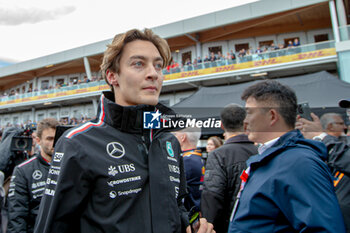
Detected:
[98,91,176,134]
[247,130,303,168]
[37,152,50,166]
[225,134,254,145]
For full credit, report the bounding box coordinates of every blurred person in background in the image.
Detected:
[206,136,222,154]
[201,104,257,233]
[7,118,59,233]
[297,101,350,233]
[174,127,205,212]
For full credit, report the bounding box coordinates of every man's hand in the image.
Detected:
[186,218,215,233]
[296,113,323,139]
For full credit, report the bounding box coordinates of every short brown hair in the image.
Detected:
[36,118,59,139]
[100,28,171,90]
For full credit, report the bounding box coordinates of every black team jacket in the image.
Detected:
[201,134,257,233]
[7,153,50,233]
[34,91,189,233]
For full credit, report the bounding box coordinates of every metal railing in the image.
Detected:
[0,40,336,103]
[163,40,335,74]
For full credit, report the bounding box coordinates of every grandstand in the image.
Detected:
[0,0,349,129]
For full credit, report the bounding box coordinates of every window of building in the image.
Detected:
[314,34,329,42]
[182,51,192,65]
[56,78,65,86]
[41,80,49,90]
[50,112,58,119]
[13,116,19,125]
[37,114,45,122]
[70,77,79,85]
[28,83,33,92]
[208,46,222,55]
[259,40,274,49]
[23,114,30,123]
[234,43,249,53]
[87,108,94,117]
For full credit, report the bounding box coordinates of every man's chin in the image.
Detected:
[141,97,159,106]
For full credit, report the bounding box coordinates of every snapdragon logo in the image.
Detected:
[143,110,161,129]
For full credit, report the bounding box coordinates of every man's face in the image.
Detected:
[244,97,272,144]
[329,115,346,137]
[36,128,56,157]
[108,40,164,106]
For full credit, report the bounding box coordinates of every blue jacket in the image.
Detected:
[229,130,346,233]
[182,149,204,211]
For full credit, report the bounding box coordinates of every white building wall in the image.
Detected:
[276,31,308,45]
[179,46,196,64]
[202,41,229,58]
[228,38,256,53]
[307,28,334,42]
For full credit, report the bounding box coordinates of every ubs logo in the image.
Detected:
[106,142,125,159]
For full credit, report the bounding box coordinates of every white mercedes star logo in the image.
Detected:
[32,170,42,180]
[106,142,125,159]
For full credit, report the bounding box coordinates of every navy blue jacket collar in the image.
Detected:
[247,130,327,168]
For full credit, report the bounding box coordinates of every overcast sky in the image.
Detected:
[0,0,257,63]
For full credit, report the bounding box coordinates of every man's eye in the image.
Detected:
[134,61,143,67]
[155,63,163,70]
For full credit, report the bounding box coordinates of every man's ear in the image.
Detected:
[327,123,333,132]
[106,70,119,86]
[269,109,279,126]
[35,136,41,145]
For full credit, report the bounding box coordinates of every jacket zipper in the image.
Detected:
[141,135,149,154]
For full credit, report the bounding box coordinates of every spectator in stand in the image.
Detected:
[238,49,246,58]
[185,58,192,66]
[204,55,210,62]
[210,52,217,62]
[230,50,236,60]
[270,43,279,51]
[83,76,90,83]
[202,104,257,233]
[248,47,254,55]
[192,59,198,68]
[91,76,97,82]
[55,82,61,89]
[197,56,202,63]
[293,38,300,46]
[217,51,224,60]
[287,40,293,48]
[206,136,223,154]
[255,47,262,54]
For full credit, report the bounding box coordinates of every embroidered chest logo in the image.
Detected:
[106,142,125,159]
[32,170,42,180]
[166,141,175,157]
[108,166,118,176]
